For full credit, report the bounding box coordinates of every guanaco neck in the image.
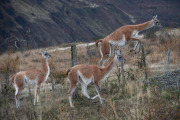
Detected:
[103,56,118,75]
[41,58,49,73]
[135,20,154,32]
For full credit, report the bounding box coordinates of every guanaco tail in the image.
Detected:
[11,49,51,108]
[66,50,126,108]
[96,15,161,66]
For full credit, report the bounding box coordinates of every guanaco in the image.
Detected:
[11,49,51,108]
[66,50,126,107]
[96,15,161,66]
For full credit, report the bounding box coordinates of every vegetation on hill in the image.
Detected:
[0,0,180,52]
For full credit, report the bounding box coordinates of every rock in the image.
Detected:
[144,69,180,90]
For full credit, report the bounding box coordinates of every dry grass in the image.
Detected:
[0,28,180,120]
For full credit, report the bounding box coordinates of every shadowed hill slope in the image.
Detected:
[0,0,180,52]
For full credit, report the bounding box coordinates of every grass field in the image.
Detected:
[0,28,180,120]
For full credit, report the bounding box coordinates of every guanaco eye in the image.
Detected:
[155,21,159,24]
[44,53,48,56]
[119,56,122,59]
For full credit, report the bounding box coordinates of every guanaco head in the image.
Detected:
[40,48,51,59]
[115,50,126,63]
[152,15,161,27]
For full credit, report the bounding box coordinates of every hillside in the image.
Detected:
[0,0,180,52]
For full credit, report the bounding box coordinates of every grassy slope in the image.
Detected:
[0,28,180,119]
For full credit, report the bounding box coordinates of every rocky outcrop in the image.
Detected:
[144,69,180,90]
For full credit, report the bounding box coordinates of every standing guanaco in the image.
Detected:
[11,49,51,108]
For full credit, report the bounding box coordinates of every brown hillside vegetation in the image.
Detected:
[0,28,180,119]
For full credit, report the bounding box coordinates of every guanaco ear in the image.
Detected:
[40,49,44,55]
[115,50,117,55]
[45,48,48,53]
[153,15,157,20]
[117,50,121,55]
[115,50,121,56]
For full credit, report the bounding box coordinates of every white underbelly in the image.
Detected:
[109,35,126,47]
[78,71,93,85]
[24,76,37,85]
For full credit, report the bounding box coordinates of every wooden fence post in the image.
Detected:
[37,97,42,120]
[50,72,55,91]
[71,44,77,67]
[121,61,126,93]
[1,84,9,120]
[71,44,77,98]
[28,85,35,120]
[86,44,90,64]
[165,48,171,74]
[142,45,148,80]
[115,65,121,91]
